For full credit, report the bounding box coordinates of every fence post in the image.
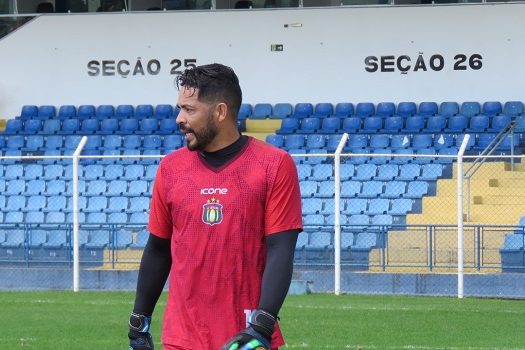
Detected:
[334,133,349,296]
[457,134,470,299]
[72,136,88,292]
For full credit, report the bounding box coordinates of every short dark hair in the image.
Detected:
[176,63,242,119]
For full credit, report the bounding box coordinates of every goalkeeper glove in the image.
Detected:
[221,309,277,350]
[128,312,154,350]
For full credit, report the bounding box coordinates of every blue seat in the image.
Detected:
[455,134,476,149]
[390,135,411,149]
[163,135,183,152]
[355,102,375,118]
[139,118,159,134]
[276,118,299,134]
[116,105,134,119]
[6,135,24,150]
[3,230,25,247]
[382,116,403,132]
[123,135,142,149]
[367,198,389,215]
[5,211,24,224]
[405,116,425,132]
[296,164,312,181]
[346,134,367,150]
[129,197,150,212]
[467,115,489,132]
[320,117,340,133]
[445,115,468,132]
[334,102,354,118]
[363,116,382,132]
[489,114,511,131]
[114,229,133,248]
[83,164,104,180]
[376,164,398,181]
[64,135,82,150]
[96,105,115,119]
[371,214,393,227]
[46,180,66,196]
[500,234,524,250]
[299,180,317,198]
[295,231,309,250]
[352,232,377,249]
[44,136,62,150]
[272,103,292,118]
[238,103,252,120]
[439,102,459,117]
[129,229,149,249]
[482,101,502,116]
[396,102,417,117]
[80,119,99,133]
[5,180,25,195]
[313,103,333,118]
[420,163,443,180]
[0,183,5,197]
[128,180,149,196]
[389,198,413,215]
[123,164,144,180]
[348,215,370,230]
[38,105,57,119]
[6,195,26,211]
[418,102,438,117]
[302,198,323,215]
[77,105,95,119]
[369,134,390,149]
[346,148,370,165]
[398,164,420,180]
[383,181,406,198]
[405,181,429,198]
[412,134,433,149]
[503,101,523,117]
[326,134,344,152]
[27,179,46,196]
[311,164,332,181]
[83,135,102,150]
[360,181,383,198]
[25,164,44,180]
[84,229,110,247]
[307,231,331,250]
[62,119,79,133]
[43,230,68,249]
[426,115,446,132]
[86,180,107,196]
[24,135,44,151]
[353,164,377,181]
[120,119,139,133]
[435,148,457,164]
[375,102,395,117]
[26,212,45,226]
[252,103,272,119]
[144,165,157,181]
[66,196,87,213]
[340,163,355,181]
[369,148,392,165]
[499,133,520,150]
[413,148,436,164]
[341,181,361,197]
[130,212,148,224]
[155,104,174,118]
[136,104,154,119]
[4,164,23,180]
[306,135,325,149]
[316,180,334,198]
[344,198,367,215]
[100,118,119,134]
[144,135,162,149]
[85,213,107,226]
[102,135,122,149]
[300,117,321,133]
[341,231,355,250]
[460,101,481,117]
[158,118,179,134]
[45,196,66,212]
[285,134,305,150]
[23,119,42,133]
[320,198,335,215]
[266,134,284,148]
[46,211,65,224]
[20,105,38,119]
[433,134,454,149]
[85,196,108,212]
[107,180,128,196]
[42,119,61,134]
[106,196,128,213]
[293,103,314,119]
[341,117,361,133]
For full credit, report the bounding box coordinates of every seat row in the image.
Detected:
[17,104,177,121]
[302,197,416,216]
[0,211,148,225]
[299,179,431,199]
[296,231,379,251]
[274,114,515,134]
[303,213,397,230]
[240,101,525,119]
[0,179,152,196]
[0,164,158,181]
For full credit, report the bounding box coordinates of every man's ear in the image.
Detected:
[215,102,229,122]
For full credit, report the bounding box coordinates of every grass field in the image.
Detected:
[2,291,525,349]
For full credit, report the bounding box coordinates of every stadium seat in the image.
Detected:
[375,164,398,181]
[46,212,65,224]
[4,164,23,180]
[326,134,344,152]
[503,101,523,117]
[412,134,433,149]
[418,102,438,117]
[300,117,321,133]
[272,103,293,119]
[348,215,370,230]
[369,148,392,165]
[299,181,317,198]
[296,164,312,181]
[5,180,25,195]
[390,135,411,149]
[405,116,425,132]
[45,196,66,212]
[276,118,299,134]
[46,180,66,196]
[389,198,413,215]
[363,116,382,132]
[135,104,154,119]
[109,213,129,225]
[64,135,82,150]
[6,135,24,150]
[302,198,323,215]
[116,105,134,119]
[26,212,45,225]
[130,229,149,249]
[419,163,443,180]
[100,118,119,134]
[155,104,174,118]
[445,115,468,132]
[86,180,107,196]
[489,114,511,131]
[25,164,44,180]
[66,196,87,212]
[237,103,252,120]
[80,119,99,133]
[341,181,361,197]
[433,134,454,149]
[163,135,183,152]
[43,230,68,249]
[397,164,420,180]
[38,105,57,119]
[85,230,110,248]
[375,102,395,117]
[101,135,121,150]
[334,102,354,118]
[3,230,25,247]
[316,180,334,198]
[144,165,157,181]
[355,102,375,118]
[130,212,148,224]
[159,118,179,134]
[460,101,481,117]
[77,105,96,119]
[114,229,133,248]
[310,164,333,181]
[123,135,142,149]
[353,164,377,181]
[439,101,459,116]
[62,119,79,133]
[285,134,305,150]
[139,118,159,134]
[341,231,355,250]
[467,115,489,132]
[455,134,476,149]
[404,181,429,198]
[313,103,334,118]
[106,196,128,213]
[26,179,45,196]
[340,163,355,181]
[396,102,417,117]
[360,181,383,198]
[346,134,367,150]
[42,119,61,134]
[143,135,162,149]
[306,135,325,150]
[266,134,284,148]
[6,195,25,211]
[45,135,63,150]
[84,164,104,181]
[352,232,377,250]
[96,105,115,119]
[24,135,44,151]
[382,181,406,198]
[123,164,144,180]
[129,197,150,213]
[369,134,390,149]
[293,103,314,119]
[382,116,403,132]
[252,103,272,119]
[344,198,367,215]
[320,117,341,133]
[107,180,128,196]
[24,119,42,134]
[426,115,446,132]
[482,101,502,116]
[20,105,39,119]
[368,198,389,215]
[341,117,361,133]
[120,119,139,133]
[128,180,148,196]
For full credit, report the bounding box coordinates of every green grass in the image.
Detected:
[2,291,524,349]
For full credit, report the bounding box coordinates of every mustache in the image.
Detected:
[178,124,193,133]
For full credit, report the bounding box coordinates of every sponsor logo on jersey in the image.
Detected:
[202,198,223,226]
[200,188,228,195]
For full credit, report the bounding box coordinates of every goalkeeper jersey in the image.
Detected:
[148,137,303,349]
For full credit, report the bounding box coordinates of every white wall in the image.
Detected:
[0,4,524,118]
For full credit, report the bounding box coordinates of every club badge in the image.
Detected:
[202,198,223,226]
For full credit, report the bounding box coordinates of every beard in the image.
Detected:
[182,111,219,151]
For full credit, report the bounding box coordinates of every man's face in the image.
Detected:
[176,87,219,151]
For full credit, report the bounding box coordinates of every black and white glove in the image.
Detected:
[128,312,154,350]
[220,309,277,350]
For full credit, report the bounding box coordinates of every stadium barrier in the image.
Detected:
[1,135,525,297]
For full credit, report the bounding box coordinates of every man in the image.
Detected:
[128,63,303,350]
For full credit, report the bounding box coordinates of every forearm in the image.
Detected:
[133,234,172,316]
[258,230,299,317]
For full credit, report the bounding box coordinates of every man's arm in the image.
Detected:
[128,233,171,350]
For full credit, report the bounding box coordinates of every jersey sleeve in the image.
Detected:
[147,162,173,239]
[265,152,303,235]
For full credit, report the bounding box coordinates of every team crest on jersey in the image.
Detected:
[202,198,223,226]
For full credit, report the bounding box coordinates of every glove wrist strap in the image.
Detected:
[248,309,276,340]
[129,312,152,333]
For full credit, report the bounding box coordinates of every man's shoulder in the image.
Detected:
[160,147,194,169]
